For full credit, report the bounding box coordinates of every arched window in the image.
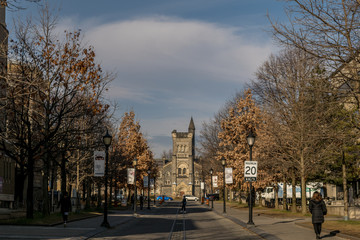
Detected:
[183,168,186,175]
[178,168,181,175]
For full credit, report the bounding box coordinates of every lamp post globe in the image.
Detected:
[101,129,112,228]
[221,158,226,214]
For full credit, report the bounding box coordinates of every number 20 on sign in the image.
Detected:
[244,161,258,182]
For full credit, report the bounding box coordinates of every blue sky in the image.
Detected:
[8,0,287,157]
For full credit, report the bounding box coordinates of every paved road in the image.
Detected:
[0,201,357,240]
[91,201,261,240]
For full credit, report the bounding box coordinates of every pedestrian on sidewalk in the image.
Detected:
[131,194,135,209]
[140,195,144,210]
[181,196,187,213]
[58,192,72,227]
[309,191,327,239]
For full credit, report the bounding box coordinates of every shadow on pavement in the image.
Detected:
[321,230,341,239]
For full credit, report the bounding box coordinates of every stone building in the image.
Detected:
[0,3,15,208]
[157,118,202,199]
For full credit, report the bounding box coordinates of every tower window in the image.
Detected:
[178,168,181,175]
[183,168,186,175]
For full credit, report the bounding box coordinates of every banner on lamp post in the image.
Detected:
[225,168,233,184]
[212,176,218,188]
[201,182,205,190]
[127,168,135,184]
[94,151,105,177]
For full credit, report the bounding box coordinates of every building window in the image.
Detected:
[195,171,199,177]
[178,168,181,175]
[183,168,186,175]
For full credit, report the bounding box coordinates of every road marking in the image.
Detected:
[168,203,186,240]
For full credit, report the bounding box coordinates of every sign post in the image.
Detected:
[244,161,258,182]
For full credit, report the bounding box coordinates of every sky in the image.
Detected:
[7,0,288,158]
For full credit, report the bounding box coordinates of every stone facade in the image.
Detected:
[0,4,14,208]
[157,118,202,199]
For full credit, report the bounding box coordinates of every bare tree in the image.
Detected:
[1,5,112,218]
[251,47,346,213]
[270,0,360,129]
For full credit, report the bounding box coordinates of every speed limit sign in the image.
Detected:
[244,161,257,182]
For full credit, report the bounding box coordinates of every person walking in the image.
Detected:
[309,191,327,239]
[58,192,72,227]
[181,195,187,213]
[140,195,144,210]
[131,194,135,209]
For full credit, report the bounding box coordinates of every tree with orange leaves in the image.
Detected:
[1,6,112,218]
[112,111,156,201]
[217,89,270,200]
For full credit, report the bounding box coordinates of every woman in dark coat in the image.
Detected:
[309,191,327,239]
[58,192,72,227]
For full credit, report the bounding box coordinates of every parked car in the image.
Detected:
[207,193,220,201]
[156,195,173,201]
[184,195,199,201]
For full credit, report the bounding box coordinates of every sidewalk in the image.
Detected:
[209,201,360,240]
[0,205,160,239]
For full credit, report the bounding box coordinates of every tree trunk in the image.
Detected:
[283,177,287,211]
[26,156,34,219]
[274,184,279,209]
[42,167,50,216]
[291,169,297,213]
[300,152,307,214]
[342,151,349,220]
[14,164,25,208]
[97,182,101,208]
[61,153,67,194]
[85,179,91,209]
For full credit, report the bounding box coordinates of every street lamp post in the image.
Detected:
[210,168,214,209]
[221,158,226,214]
[153,176,156,205]
[133,158,138,214]
[101,130,112,228]
[247,130,256,225]
[147,168,151,210]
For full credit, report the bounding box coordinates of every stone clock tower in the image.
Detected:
[159,118,202,198]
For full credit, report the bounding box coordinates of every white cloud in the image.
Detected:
[74,16,274,96]
[57,15,276,157]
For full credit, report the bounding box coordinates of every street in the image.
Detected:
[0,201,261,240]
[92,201,261,240]
[0,201,355,240]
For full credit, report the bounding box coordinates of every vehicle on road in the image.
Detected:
[184,195,199,201]
[207,193,220,201]
[156,195,173,201]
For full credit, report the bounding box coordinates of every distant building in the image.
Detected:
[0,3,15,208]
[157,118,202,198]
